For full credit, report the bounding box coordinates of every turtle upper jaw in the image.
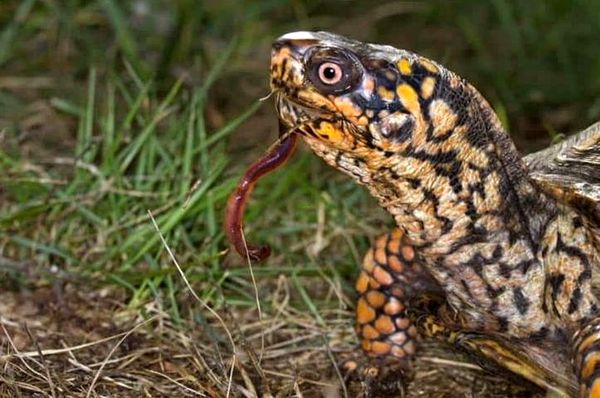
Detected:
[274,92,336,134]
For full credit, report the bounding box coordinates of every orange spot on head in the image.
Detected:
[419,57,439,74]
[377,86,395,101]
[421,76,436,99]
[315,121,343,143]
[333,96,362,120]
[357,115,369,126]
[396,84,420,115]
[397,58,412,75]
[362,77,375,94]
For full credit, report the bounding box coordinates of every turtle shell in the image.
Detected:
[524,121,600,228]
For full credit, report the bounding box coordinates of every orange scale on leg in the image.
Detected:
[387,237,400,254]
[384,297,405,315]
[388,256,404,273]
[390,286,405,299]
[356,297,376,324]
[395,317,411,330]
[407,325,418,338]
[389,331,407,346]
[374,315,395,334]
[361,339,372,352]
[391,345,407,359]
[371,341,392,355]
[355,271,370,294]
[373,265,394,285]
[366,290,386,308]
[362,324,380,340]
[403,340,416,355]
[369,279,381,290]
[375,246,388,265]
[362,251,375,273]
[401,245,415,262]
[375,234,388,249]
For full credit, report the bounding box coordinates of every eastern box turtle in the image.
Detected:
[224,31,600,398]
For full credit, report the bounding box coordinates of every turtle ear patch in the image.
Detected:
[372,112,415,143]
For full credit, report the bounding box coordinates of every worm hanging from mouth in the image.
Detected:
[224,128,298,261]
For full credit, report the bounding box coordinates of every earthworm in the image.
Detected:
[224,128,298,261]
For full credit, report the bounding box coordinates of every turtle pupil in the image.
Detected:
[323,66,336,79]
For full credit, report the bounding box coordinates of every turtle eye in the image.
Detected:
[306,47,362,94]
[317,62,343,85]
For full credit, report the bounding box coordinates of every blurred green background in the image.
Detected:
[1,0,600,318]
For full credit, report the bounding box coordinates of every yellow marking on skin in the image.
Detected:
[362,77,375,95]
[357,115,369,127]
[397,58,412,75]
[589,378,600,398]
[270,47,291,70]
[581,352,600,379]
[377,86,395,101]
[421,76,436,99]
[418,57,439,74]
[297,90,335,112]
[384,70,397,81]
[429,99,457,138]
[315,121,343,143]
[333,96,362,120]
[396,84,420,115]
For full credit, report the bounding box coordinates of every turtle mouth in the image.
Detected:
[275,92,335,136]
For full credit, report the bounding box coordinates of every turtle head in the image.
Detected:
[270,31,446,157]
[270,31,536,246]
[270,31,481,186]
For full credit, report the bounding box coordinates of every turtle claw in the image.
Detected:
[339,353,411,398]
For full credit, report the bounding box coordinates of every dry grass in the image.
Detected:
[0,273,542,397]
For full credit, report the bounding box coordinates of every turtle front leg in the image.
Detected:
[342,228,441,394]
[572,317,600,397]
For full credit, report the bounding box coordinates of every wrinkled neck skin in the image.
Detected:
[302,76,600,337]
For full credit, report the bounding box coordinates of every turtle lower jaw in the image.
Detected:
[275,92,334,135]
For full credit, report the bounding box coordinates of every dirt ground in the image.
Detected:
[0,279,543,397]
